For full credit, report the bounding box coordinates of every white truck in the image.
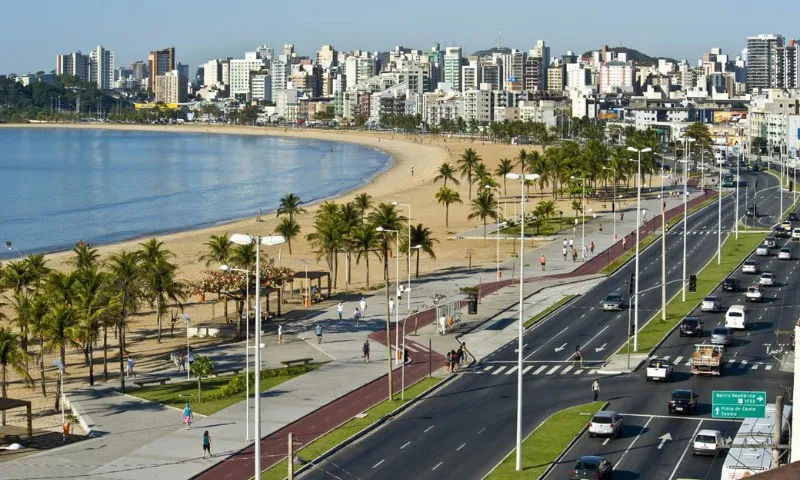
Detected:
[645,358,674,381]
[745,286,763,302]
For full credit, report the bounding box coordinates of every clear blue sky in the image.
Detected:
[4,0,799,75]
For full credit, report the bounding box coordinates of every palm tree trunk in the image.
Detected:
[39,337,46,397]
[237,297,243,340]
[119,321,126,394]
[223,295,228,323]
[88,343,94,386]
[483,219,487,240]
[415,250,421,278]
[468,173,473,200]
[288,239,293,255]
[366,255,370,288]
[103,321,108,381]
[445,204,450,228]
[156,296,162,343]
[2,365,7,425]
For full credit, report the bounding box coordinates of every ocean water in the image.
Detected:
[0,128,392,259]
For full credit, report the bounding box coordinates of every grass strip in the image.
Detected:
[131,364,323,416]
[524,295,577,328]
[486,401,605,479]
[617,233,765,354]
[500,216,588,237]
[261,376,442,480]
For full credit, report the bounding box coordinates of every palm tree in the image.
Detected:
[353,193,374,221]
[472,162,496,189]
[71,241,100,271]
[26,292,49,397]
[73,267,109,385]
[43,302,79,410]
[22,254,50,289]
[433,162,460,188]
[45,271,78,306]
[538,200,557,223]
[457,148,482,200]
[349,224,380,288]
[468,189,499,240]
[515,149,528,173]
[0,327,31,425]
[199,233,233,267]
[138,238,174,265]
[106,250,141,390]
[526,151,548,194]
[495,158,515,196]
[306,206,348,288]
[140,256,185,343]
[406,224,438,278]
[229,243,257,271]
[274,217,301,254]
[435,186,463,228]
[1,260,31,294]
[277,193,306,222]
[571,199,583,220]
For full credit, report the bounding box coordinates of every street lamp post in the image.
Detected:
[677,137,694,302]
[506,172,540,471]
[229,233,286,480]
[220,264,250,441]
[570,176,586,260]
[602,167,617,240]
[482,186,505,283]
[718,147,723,264]
[660,162,666,321]
[393,201,413,363]
[4,241,22,258]
[627,146,652,352]
[180,313,191,382]
[376,227,400,367]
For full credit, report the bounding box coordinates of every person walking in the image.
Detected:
[539,254,546,271]
[389,298,395,316]
[562,247,568,261]
[315,324,323,344]
[573,345,584,368]
[126,356,136,378]
[563,238,567,249]
[622,236,627,250]
[202,431,212,458]
[187,350,195,373]
[362,340,370,362]
[590,241,595,254]
[572,248,578,262]
[277,324,284,344]
[592,379,600,402]
[446,350,453,373]
[620,211,624,222]
[337,302,343,320]
[183,403,193,430]
[599,223,603,233]
[353,307,362,325]
[397,284,404,301]
[359,298,367,316]
[569,238,574,250]
[177,353,185,372]
[460,342,468,365]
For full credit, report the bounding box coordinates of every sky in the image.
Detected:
[3,0,799,75]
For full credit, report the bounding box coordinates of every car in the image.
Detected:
[725,305,747,330]
[693,429,727,456]
[711,326,735,345]
[789,212,798,221]
[779,247,792,260]
[774,227,791,238]
[721,277,741,292]
[570,456,613,480]
[760,271,776,286]
[602,293,625,311]
[794,228,800,240]
[765,236,778,248]
[746,285,764,302]
[701,296,722,312]
[742,260,760,273]
[646,358,674,381]
[781,220,793,231]
[588,411,624,438]
[756,245,770,256]
[679,316,703,337]
[669,389,698,415]
[746,206,758,217]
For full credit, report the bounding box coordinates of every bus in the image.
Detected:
[721,403,792,480]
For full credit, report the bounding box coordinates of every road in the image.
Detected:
[300,170,793,479]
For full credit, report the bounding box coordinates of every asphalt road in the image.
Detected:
[300,170,793,480]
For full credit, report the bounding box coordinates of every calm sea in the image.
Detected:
[0,128,392,259]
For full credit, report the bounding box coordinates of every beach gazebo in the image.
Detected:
[291,271,331,306]
[0,398,33,439]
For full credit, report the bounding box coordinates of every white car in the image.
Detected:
[745,286,764,302]
[693,429,726,456]
[646,358,674,381]
[760,271,776,286]
[793,228,800,239]
[701,296,722,312]
[588,411,624,438]
[742,260,760,273]
[755,245,769,256]
[779,247,792,260]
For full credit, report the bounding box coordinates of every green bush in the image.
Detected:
[204,365,319,402]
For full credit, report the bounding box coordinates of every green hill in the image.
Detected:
[471,47,512,58]
[581,46,677,66]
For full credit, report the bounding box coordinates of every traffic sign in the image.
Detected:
[712,391,767,419]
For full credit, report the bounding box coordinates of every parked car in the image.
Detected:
[588,411,624,438]
[711,326,735,345]
[680,317,704,337]
[646,358,674,381]
[765,236,778,248]
[742,260,760,273]
[668,389,699,415]
[701,296,722,312]
[746,285,764,302]
[779,247,792,260]
[570,456,613,480]
[602,293,625,311]
[693,429,727,456]
[722,277,741,292]
[756,245,770,256]
[760,271,776,286]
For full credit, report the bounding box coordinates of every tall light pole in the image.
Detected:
[4,240,22,258]
[602,167,617,240]
[627,147,652,352]
[659,162,666,321]
[401,246,421,402]
[220,264,250,441]
[376,227,400,366]
[735,143,741,239]
[506,172,540,471]
[718,146,723,265]
[229,233,285,480]
[571,176,586,260]
[181,313,191,382]
[483,185,504,282]
[392,201,413,361]
[677,137,694,302]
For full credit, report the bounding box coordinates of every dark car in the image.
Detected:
[775,228,791,238]
[571,455,613,480]
[680,317,704,337]
[669,389,698,415]
[746,206,758,217]
[789,212,799,221]
[721,277,741,292]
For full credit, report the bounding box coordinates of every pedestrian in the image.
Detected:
[590,241,595,254]
[620,211,624,222]
[599,223,603,233]
[315,324,322,344]
[187,350,195,372]
[126,356,136,378]
[539,254,546,271]
[454,347,463,367]
[622,237,627,250]
[592,379,600,402]
[573,345,584,368]
[362,340,370,362]
[177,353,185,372]
[583,245,588,257]
[202,430,212,458]
[572,248,578,262]
[460,342,468,365]
[277,324,283,344]
[563,238,567,249]
[337,302,343,320]
[562,247,568,261]
[389,298,395,316]
[411,165,415,176]
[397,284,404,301]
[450,350,458,372]
[183,402,193,430]
[354,307,362,324]
[359,297,367,316]
[569,238,574,249]
[445,350,452,372]
[404,348,410,364]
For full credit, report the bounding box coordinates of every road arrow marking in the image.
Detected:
[555,343,567,352]
[595,343,607,353]
[658,433,672,449]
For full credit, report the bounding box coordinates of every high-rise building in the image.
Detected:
[89,45,114,90]
[317,44,337,69]
[502,50,526,91]
[256,44,273,62]
[203,59,223,86]
[524,56,545,92]
[461,61,481,92]
[56,51,90,82]
[746,34,783,90]
[251,74,272,102]
[598,61,634,94]
[547,64,566,94]
[229,53,265,102]
[148,48,176,91]
[271,54,290,103]
[177,63,190,84]
[283,44,295,58]
[443,47,463,90]
[530,40,550,88]
[130,61,147,81]
[776,40,800,89]
[155,70,187,104]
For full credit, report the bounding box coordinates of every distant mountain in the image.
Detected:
[470,47,512,58]
[580,46,677,66]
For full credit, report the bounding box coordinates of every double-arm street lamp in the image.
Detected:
[376,227,401,375]
[677,137,695,302]
[392,201,413,363]
[220,264,251,441]
[483,185,506,282]
[627,146,652,352]
[570,176,587,260]
[601,167,618,240]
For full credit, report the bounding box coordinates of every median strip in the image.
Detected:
[523,295,577,329]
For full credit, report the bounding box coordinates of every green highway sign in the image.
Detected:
[712,391,767,419]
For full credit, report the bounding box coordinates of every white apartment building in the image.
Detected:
[566,63,592,91]
[491,90,516,122]
[424,90,463,125]
[203,59,223,86]
[271,55,290,104]
[502,49,526,91]
[518,100,557,127]
[345,54,376,91]
[787,115,800,158]
[89,45,114,90]
[275,88,300,122]
[462,61,481,92]
[229,53,265,101]
[317,44,337,69]
[464,88,492,123]
[443,47,463,91]
[155,70,186,104]
[598,61,634,94]
[748,90,800,146]
[57,51,90,83]
[251,74,272,102]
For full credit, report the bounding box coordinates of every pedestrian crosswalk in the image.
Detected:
[649,355,772,371]
[463,363,601,376]
[669,230,724,235]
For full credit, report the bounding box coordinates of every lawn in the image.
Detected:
[500,216,588,237]
[486,401,605,479]
[131,364,323,416]
[262,376,442,479]
[618,233,766,354]
[523,295,577,328]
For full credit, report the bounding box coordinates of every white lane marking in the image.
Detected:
[432,461,443,471]
[505,366,519,375]
[574,369,584,375]
[615,416,653,471]
[674,356,684,364]
[526,326,569,359]
[483,366,493,372]
[533,366,548,374]
[561,365,574,374]
[669,420,703,480]
[492,366,507,375]
[662,355,671,361]
[589,369,598,374]
[478,427,486,434]
[766,365,773,371]
[457,443,466,451]
[521,366,534,374]
[568,324,610,359]
[619,412,742,422]
[546,365,561,375]
[602,438,610,446]
[740,360,748,367]
[373,459,385,468]
[752,363,760,370]
[400,442,411,449]
[424,425,434,433]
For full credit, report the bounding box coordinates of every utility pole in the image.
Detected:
[288,432,294,480]
[773,395,783,467]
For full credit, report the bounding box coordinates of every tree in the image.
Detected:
[199,234,233,267]
[353,193,374,220]
[433,162,460,188]
[405,224,438,278]
[457,148,482,200]
[571,199,583,220]
[277,193,306,222]
[274,217,301,254]
[306,203,348,289]
[72,267,109,386]
[468,189,499,240]
[25,292,49,397]
[140,256,185,343]
[472,162,496,189]
[43,302,78,410]
[0,327,31,426]
[138,238,174,265]
[752,136,768,155]
[229,243,257,271]
[349,224,380,288]
[191,355,214,401]
[106,250,141,390]
[71,241,100,271]
[435,186,463,228]
[494,158,515,196]
[683,122,712,160]
[22,254,50,289]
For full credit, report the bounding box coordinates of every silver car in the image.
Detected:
[588,411,623,438]
[779,247,792,260]
[742,260,760,273]
[759,272,776,286]
[701,296,722,312]
[602,293,624,311]
[711,327,734,346]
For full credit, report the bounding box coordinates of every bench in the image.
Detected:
[281,358,314,368]
[211,368,242,378]
[132,378,169,388]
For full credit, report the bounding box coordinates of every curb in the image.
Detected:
[535,402,610,480]
[294,374,456,478]
[63,394,97,437]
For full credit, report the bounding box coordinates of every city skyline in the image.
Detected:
[4,0,800,75]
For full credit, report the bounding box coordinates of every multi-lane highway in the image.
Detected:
[300,169,794,480]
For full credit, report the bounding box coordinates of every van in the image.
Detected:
[725,305,747,330]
